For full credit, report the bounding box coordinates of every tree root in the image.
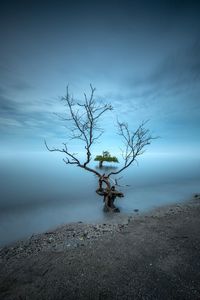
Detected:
[96,187,123,213]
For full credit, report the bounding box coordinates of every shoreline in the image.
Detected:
[1,194,200,299]
[0,194,198,252]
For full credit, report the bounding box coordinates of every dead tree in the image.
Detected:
[45,85,155,212]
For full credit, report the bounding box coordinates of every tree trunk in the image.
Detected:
[96,175,123,212]
[104,194,120,212]
[99,161,103,168]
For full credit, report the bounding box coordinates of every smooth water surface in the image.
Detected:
[0,152,199,246]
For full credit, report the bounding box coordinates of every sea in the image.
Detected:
[0,151,199,246]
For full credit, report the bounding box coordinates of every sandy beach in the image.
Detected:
[0,194,200,300]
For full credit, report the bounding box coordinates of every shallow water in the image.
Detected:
[0,151,199,246]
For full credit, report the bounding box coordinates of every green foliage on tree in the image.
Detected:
[94,151,119,167]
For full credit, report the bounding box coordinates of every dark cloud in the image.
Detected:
[125,41,200,107]
[0,0,200,151]
[0,96,18,113]
[0,86,67,147]
[10,82,33,91]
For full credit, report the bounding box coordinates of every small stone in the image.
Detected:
[134,209,139,212]
[83,232,88,238]
[194,194,199,198]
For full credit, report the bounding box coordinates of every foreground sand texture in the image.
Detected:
[0,196,200,300]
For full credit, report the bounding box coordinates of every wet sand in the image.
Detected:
[0,194,200,300]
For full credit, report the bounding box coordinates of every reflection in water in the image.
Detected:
[95,165,118,171]
[0,152,200,246]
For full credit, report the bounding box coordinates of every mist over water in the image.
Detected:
[0,152,200,246]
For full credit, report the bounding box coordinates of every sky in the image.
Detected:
[0,0,200,156]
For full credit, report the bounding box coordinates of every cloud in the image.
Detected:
[9,81,34,91]
[102,41,199,124]
[128,41,200,101]
[0,61,34,93]
[0,85,70,148]
[97,41,200,146]
[0,95,18,113]
[0,117,23,127]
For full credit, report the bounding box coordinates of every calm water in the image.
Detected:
[0,152,200,246]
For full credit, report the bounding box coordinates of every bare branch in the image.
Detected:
[45,84,157,192]
[45,85,112,176]
[107,121,156,177]
[45,85,158,212]
[44,139,80,165]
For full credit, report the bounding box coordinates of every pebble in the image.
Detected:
[0,218,131,259]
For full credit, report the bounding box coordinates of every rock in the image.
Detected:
[134,209,139,212]
[83,232,88,238]
[128,217,132,223]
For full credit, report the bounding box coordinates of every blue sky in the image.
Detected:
[0,0,200,155]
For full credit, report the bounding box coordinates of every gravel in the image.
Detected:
[0,194,200,300]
